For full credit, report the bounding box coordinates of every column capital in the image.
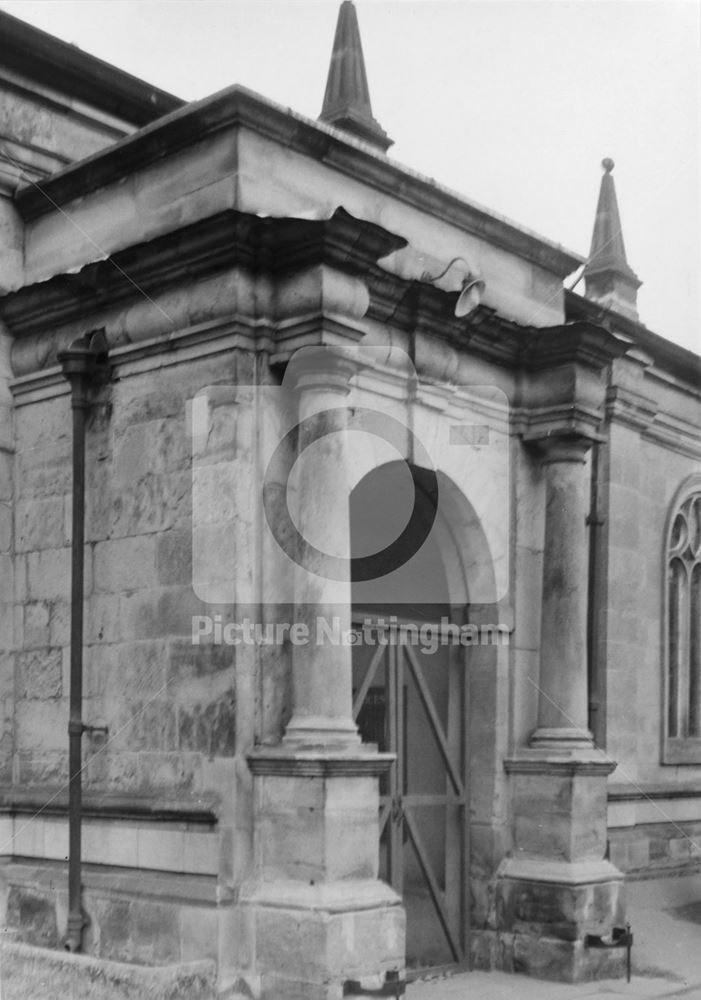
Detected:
[517,321,628,447]
[531,433,593,465]
[283,344,360,397]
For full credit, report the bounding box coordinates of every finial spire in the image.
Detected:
[319,1,393,152]
[583,158,641,320]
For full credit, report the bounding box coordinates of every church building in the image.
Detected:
[0,4,699,998]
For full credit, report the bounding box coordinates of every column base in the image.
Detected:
[529,727,594,750]
[282,714,362,750]
[494,859,626,982]
[239,879,405,1000]
[499,752,624,983]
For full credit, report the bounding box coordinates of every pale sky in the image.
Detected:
[2,0,699,353]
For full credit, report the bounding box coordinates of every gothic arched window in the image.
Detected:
[663,477,701,763]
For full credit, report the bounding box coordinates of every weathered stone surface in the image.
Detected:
[114,639,166,694]
[120,586,207,640]
[0,553,13,605]
[14,749,67,785]
[85,593,122,644]
[167,637,234,681]
[6,887,58,948]
[509,933,625,982]
[0,942,216,1000]
[15,701,66,753]
[136,751,203,793]
[22,601,50,648]
[177,692,236,756]
[255,773,380,882]
[0,500,11,553]
[609,820,701,874]
[15,496,66,552]
[17,648,62,700]
[123,698,178,752]
[511,770,608,863]
[25,548,71,602]
[247,892,404,1000]
[84,642,119,699]
[156,530,192,586]
[496,876,624,940]
[92,536,158,594]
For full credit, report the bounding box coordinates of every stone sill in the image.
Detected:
[609,782,701,802]
[623,859,701,881]
[0,785,218,826]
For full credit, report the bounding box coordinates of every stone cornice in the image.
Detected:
[0,207,406,343]
[1,201,543,383]
[365,270,526,367]
[566,289,701,389]
[2,204,630,421]
[522,322,629,373]
[605,384,659,432]
[646,364,701,403]
[15,86,582,278]
[10,320,265,404]
[2,208,408,378]
[642,413,701,461]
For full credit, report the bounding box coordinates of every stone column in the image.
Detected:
[531,436,593,748]
[283,350,360,747]
[496,429,624,983]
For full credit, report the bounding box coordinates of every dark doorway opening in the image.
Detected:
[351,462,469,973]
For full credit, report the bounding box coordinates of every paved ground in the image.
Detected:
[408,873,701,1000]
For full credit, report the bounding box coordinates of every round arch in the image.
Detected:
[349,460,497,615]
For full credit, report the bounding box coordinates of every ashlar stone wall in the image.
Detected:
[8,342,273,888]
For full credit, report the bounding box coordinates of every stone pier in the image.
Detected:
[241,348,405,1000]
[495,322,629,983]
[499,430,624,981]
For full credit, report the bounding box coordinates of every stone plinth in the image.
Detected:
[240,749,404,1000]
[242,880,404,1000]
[510,760,610,862]
[496,755,625,982]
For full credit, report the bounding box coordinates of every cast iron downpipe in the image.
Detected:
[586,441,604,746]
[58,330,109,953]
